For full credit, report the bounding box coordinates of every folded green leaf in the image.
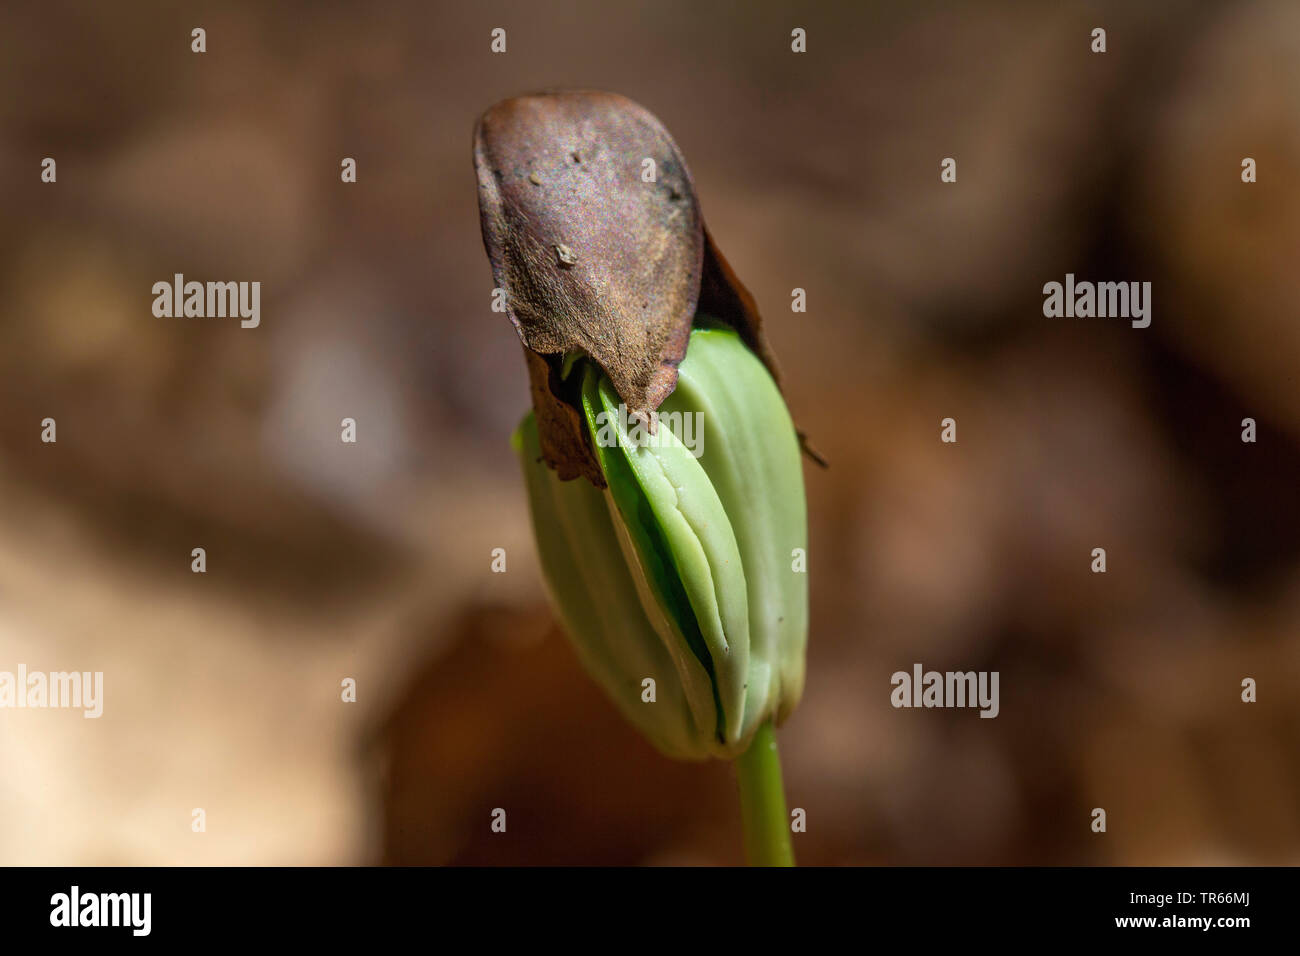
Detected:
[514,413,710,758]
[516,322,808,760]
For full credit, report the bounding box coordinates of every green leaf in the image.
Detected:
[513,413,711,758]
[581,364,752,747]
[660,324,809,729]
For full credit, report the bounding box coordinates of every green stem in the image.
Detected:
[734,720,794,866]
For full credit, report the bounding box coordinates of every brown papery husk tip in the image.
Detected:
[474,89,794,483]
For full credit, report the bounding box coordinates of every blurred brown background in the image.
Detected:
[1,0,1297,865]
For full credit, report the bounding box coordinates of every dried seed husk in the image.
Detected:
[474,90,789,481]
